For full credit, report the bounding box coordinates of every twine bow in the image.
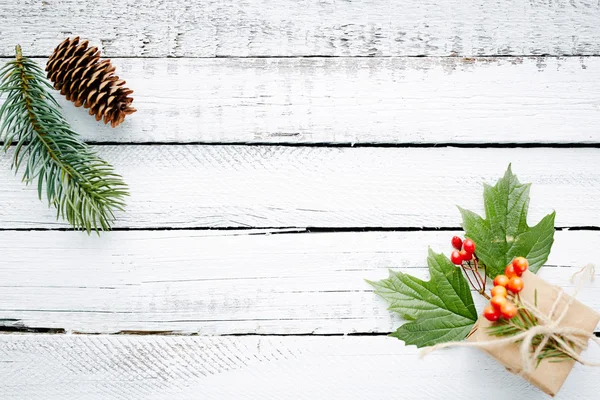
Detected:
[421,264,600,373]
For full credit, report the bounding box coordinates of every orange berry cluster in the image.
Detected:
[483,257,529,322]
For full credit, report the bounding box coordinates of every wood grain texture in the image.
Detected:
[3,2,600,399]
[0,146,598,229]
[3,0,600,57]
[1,230,598,334]
[16,57,600,144]
[1,334,600,399]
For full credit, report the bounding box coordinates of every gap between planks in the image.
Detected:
[5,142,600,148]
[3,55,600,60]
[0,329,598,338]
[0,226,599,233]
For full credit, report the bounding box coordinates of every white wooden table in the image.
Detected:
[1,1,600,399]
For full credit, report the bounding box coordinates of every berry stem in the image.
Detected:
[462,265,479,294]
[473,256,490,299]
[460,256,490,300]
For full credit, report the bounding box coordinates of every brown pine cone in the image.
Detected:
[46,37,136,128]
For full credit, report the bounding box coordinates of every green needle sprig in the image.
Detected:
[486,295,575,366]
[0,45,128,233]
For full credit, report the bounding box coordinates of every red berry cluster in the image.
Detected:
[449,236,488,299]
[450,236,476,265]
[483,257,529,322]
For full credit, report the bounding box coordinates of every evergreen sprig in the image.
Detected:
[486,295,574,365]
[0,45,128,233]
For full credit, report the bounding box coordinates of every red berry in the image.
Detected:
[451,236,463,250]
[505,264,519,278]
[500,302,518,319]
[493,275,509,287]
[507,277,524,294]
[490,295,508,310]
[483,305,501,322]
[459,249,472,262]
[490,285,507,298]
[450,250,462,265]
[512,257,529,275]
[462,239,476,255]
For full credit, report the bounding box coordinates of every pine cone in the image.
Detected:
[46,37,136,128]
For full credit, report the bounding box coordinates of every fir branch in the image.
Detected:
[0,45,128,233]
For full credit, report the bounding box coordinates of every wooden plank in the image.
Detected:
[16,57,599,145]
[1,230,599,334]
[0,146,598,229]
[3,1,600,57]
[1,334,599,399]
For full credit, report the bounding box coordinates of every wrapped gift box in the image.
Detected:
[467,270,600,396]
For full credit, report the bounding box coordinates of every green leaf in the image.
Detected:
[368,248,477,348]
[459,165,555,277]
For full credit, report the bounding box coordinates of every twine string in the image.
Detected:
[421,264,600,372]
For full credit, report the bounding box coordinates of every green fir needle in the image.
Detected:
[0,45,129,233]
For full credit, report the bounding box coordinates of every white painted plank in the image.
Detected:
[1,230,599,334]
[0,146,598,229]
[3,0,600,57]
[21,57,600,144]
[1,334,599,400]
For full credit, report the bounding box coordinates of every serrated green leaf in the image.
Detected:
[459,165,555,277]
[368,248,477,348]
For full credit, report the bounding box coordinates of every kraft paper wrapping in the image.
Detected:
[467,270,600,396]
